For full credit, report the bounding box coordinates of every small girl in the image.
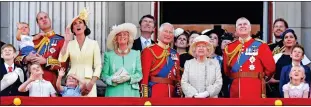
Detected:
[16,22,41,56]
[56,68,86,97]
[283,65,309,98]
[18,63,57,97]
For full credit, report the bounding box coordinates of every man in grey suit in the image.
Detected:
[132,14,156,52]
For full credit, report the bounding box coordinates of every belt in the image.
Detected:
[150,76,173,85]
[230,72,264,79]
[230,72,266,98]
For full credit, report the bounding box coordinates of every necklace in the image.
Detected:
[117,48,129,54]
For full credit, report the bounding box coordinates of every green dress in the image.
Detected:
[101,49,142,97]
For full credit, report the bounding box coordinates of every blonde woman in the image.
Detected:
[181,35,222,98]
[101,23,142,97]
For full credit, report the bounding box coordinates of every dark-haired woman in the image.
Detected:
[174,28,193,74]
[267,29,311,98]
[59,9,102,97]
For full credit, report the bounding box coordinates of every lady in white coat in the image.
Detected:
[181,35,222,98]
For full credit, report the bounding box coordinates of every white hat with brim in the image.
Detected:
[189,35,212,56]
[107,23,137,50]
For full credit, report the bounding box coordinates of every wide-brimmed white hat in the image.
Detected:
[106,23,137,50]
[67,7,90,29]
[189,35,213,56]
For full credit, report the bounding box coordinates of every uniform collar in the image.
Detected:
[238,36,252,44]
[157,41,170,49]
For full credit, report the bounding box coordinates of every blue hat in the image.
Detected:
[281,29,297,40]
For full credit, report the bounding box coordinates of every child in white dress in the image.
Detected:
[283,65,309,98]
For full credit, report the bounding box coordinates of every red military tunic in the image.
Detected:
[223,37,275,98]
[15,31,67,88]
[141,44,181,98]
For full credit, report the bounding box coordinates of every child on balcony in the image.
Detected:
[18,63,57,97]
[283,65,309,98]
[16,22,42,56]
[56,68,86,97]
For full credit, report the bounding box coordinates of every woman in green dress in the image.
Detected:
[101,23,142,97]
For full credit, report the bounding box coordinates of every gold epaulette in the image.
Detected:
[255,38,266,44]
[141,84,148,97]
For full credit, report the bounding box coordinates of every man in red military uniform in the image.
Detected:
[141,23,182,98]
[223,17,275,98]
[15,12,67,88]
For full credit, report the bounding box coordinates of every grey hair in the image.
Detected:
[158,22,174,32]
[235,17,251,27]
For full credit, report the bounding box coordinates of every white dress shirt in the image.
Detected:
[4,63,14,73]
[140,36,152,49]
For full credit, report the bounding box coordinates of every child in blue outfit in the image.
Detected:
[56,68,86,97]
[16,22,42,56]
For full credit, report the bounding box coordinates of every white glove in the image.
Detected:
[14,68,24,83]
[194,91,209,98]
[116,75,131,84]
[1,72,18,91]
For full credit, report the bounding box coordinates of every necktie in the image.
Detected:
[144,40,149,49]
[8,66,13,72]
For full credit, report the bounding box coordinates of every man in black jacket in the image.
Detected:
[0,41,5,64]
[132,14,156,52]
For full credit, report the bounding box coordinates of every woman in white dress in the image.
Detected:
[181,35,222,98]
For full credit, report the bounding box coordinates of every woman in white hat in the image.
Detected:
[101,23,142,97]
[59,8,102,97]
[181,35,222,98]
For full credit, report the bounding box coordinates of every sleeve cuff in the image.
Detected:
[105,76,113,86]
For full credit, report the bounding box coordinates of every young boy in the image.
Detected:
[18,63,56,97]
[0,44,27,96]
[56,68,86,97]
[16,22,41,56]
[279,45,311,97]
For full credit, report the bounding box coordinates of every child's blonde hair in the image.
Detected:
[16,22,30,41]
[18,22,29,26]
[289,65,306,84]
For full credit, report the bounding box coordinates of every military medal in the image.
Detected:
[52,40,57,46]
[249,56,256,63]
[249,65,255,70]
[248,45,258,71]
[50,48,56,53]
[171,54,178,60]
